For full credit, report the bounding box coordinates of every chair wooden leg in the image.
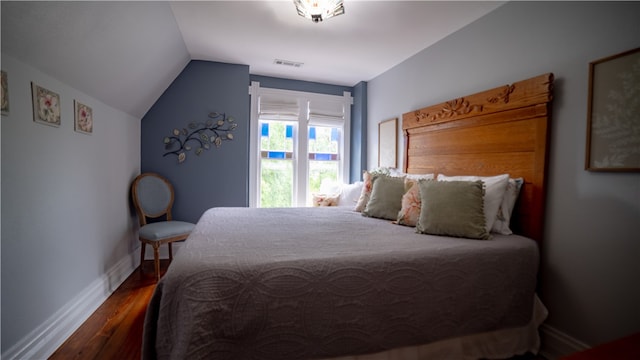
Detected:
[140,242,146,273]
[168,243,173,261]
[153,244,161,281]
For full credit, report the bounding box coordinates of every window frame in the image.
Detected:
[249,82,352,208]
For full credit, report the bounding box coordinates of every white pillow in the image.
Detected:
[371,167,434,181]
[437,173,510,234]
[339,181,364,207]
[387,167,404,177]
[319,180,343,195]
[404,173,435,181]
[492,178,524,235]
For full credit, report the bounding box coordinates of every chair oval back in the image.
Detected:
[132,173,175,223]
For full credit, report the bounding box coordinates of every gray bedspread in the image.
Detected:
[142,207,539,360]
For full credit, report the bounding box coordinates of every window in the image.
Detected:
[307,125,341,197]
[259,120,295,207]
[249,82,352,207]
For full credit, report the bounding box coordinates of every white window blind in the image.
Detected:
[259,94,299,120]
[308,99,345,125]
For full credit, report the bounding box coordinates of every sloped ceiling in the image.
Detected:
[1,1,190,119]
[1,1,503,119]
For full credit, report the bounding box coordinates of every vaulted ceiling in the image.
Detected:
[1,1,504,118]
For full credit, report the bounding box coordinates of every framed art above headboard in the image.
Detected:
[402,73,554,242]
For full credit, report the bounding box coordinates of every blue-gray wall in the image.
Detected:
[367,1,640,353]
[141,61,250,223]
[250,74,352,96]
[351,81,367,182]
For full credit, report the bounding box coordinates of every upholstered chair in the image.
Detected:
[131,173,195,280]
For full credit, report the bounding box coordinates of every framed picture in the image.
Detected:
[378,117,397,168]
[586,47,640,171]
[31,82,61,127]
[1,70,9,115]
[74,100,93,134]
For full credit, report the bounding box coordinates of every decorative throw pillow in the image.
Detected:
[387,168,436,179]
[437,173,509,233]
[354,171,374,212]
[492,177,524,234]
[396,178,422,227]
[354,168,394,212]
[312,193,339,207]
[416,180,489,240]
[362,174,406,220]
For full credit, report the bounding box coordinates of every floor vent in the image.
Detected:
[274,59,304,68]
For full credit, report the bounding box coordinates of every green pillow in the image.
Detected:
[416,180,489,240]
[362,174,405,220]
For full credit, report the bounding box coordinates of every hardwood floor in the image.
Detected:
[49,260,169,360]
[50,260,545,360]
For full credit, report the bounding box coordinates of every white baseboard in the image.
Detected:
[1,251,140,360]
[540,324,591,359]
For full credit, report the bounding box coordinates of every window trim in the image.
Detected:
[249,82,352,208]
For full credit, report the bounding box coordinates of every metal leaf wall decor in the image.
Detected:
[163,112,237,163]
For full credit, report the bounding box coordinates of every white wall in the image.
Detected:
[1,54,141,355]
[367,1,640,355]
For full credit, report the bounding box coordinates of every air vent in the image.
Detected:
[274,59,304,68]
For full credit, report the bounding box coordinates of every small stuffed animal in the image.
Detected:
[312,193,339,207]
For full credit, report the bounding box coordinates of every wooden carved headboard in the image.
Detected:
[402,73,554,242]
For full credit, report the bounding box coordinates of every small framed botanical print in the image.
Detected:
[74,100,93,134]
[378,117,397,168]
[586,47,640,171]
[1,70,9,115]
[32,82,61,127]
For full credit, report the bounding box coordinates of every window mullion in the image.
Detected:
[296,99,309,207]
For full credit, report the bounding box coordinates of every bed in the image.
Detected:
[142,73,554,360]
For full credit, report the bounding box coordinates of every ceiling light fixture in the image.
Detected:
[294,0,345,23]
